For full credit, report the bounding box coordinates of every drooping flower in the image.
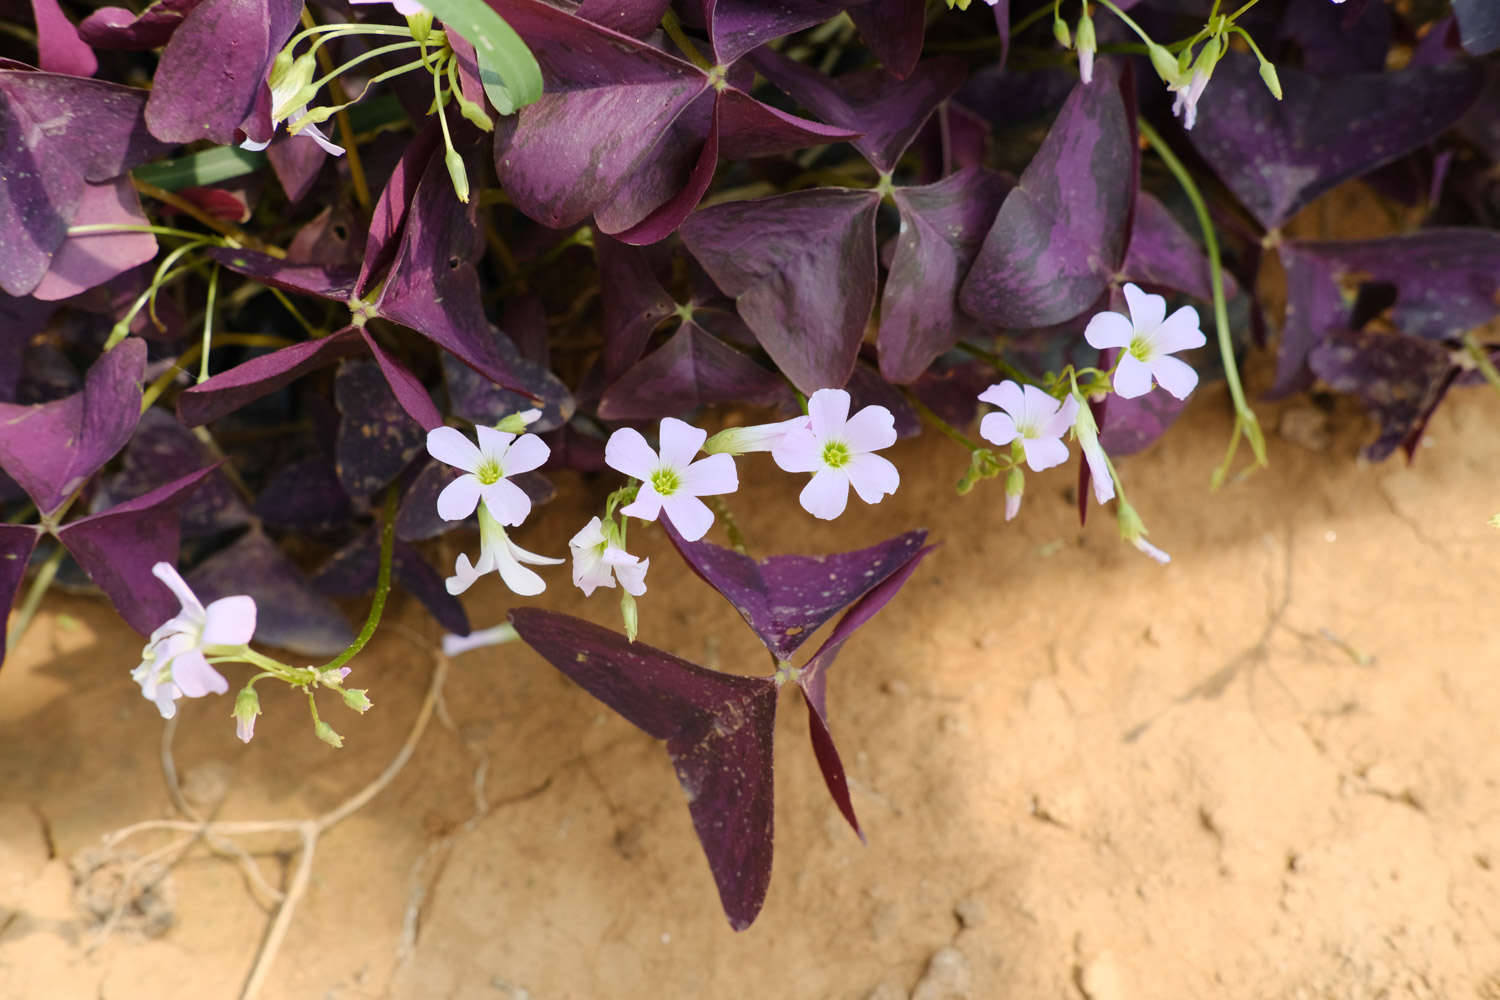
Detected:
[1075,8,1097,85]
[232,687,261,743]
[240,51,345,156]
[1084,283,1207,400]
[606,418,738,542]
[441,623,519,657]
[131,563,256,719]
[977,381,1081,472]
[1168,67,1211,130]
[569,516,648,597]
[447,504,563,597]
[1071,394,1116,506]
[427,424,550,526]
[702,415,810,456]
[772,388,899,521]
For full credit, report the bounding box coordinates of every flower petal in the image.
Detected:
[201,595,256,647]
[842,405,897,454]
[502,433,550,476]
[661,493,715,541]
[506,538,565,567]
[426,426,483,472]
[473,425,517,462]
[620,482,665,522]
[303,122,346,157]
[1081,439,1114,505]
[613,555,649,596]
[978,380,1025,416]
[1111,354,1154,398]
[1133,536,1172,564]
[495,553,547,596]
[979,411,1018,447]
[151,562,204,620]
[604,427,660,481]
[1150,355,1200,400]
[1021,435,1070,472]
[1083,310,1134,350]
[657,417,708,471]
[799,468,850,520]
[436,474,482,521]
[680,452,738,498]
[845,453,899,505]
[1122,282,1165,332]
[445,553,483,596]
[1019,385,1063,430]
[480,478,533,527]
[1151,305,1207,355]
[772,429,822,473]
[569,516,607,551]
[807,388,851,441]
[168,649,229,698]
[1041,393,1081,439]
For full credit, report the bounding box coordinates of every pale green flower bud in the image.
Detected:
[315,721,344,749]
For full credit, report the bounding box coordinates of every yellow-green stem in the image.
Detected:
[5,544,65,655]
[317,488,397,674]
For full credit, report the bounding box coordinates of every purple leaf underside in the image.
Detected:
[177,329,364,426]
[1308,329,1456,461]
[80,0,201,51]
[30,177,158,301]
[32,0,98,77]
[847,0,926,80]
[597,322,793,420]
[100,407,250,538]
[1119,191,1237,307]
[703,0,850,65]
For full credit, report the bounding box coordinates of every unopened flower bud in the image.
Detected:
[495,408,542,434]
[341,688,373,713]
[1076,10,1097,85]
[1147,42,1183,86]
[1258,59,1283,100]
[315,721,344,749]
[1053,15,1073,49]
[1004,466,1024,521]
[620,591,639,643]
[232,687,261,744]
[444,147,471,204]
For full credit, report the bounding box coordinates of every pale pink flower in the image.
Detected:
[131,563,254,719]
[977,381,1080,472]
[447,505,562,597]
[1084,283,1206,400]
[569,517,649,597]
[427,425,550,526]
[606,418,738,542]
[1168,67,1211,130]
[772,389,899,520]
[1071,396,1116,506]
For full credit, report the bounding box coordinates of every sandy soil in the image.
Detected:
[2,378,1499,1000]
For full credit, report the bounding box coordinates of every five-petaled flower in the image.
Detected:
[132,563,256,719]
[772,388,899,520]
[569,517,649,597]
[1168,67,1211,130]
[606,418,738,541]
[427,425,550,526]
[1085,283,1206,400]
[977,381,1081,472]
[448,504,563,596]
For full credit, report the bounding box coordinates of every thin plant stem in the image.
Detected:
[317,487,397,674]
[902,388,984,453]
[199,263,219,383]
[301,8,371,211]
[1137,118,1267,486]
[1465,334,1500,397]
[132,178,272,250]
[5,544,65,655]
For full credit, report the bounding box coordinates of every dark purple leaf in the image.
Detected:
[1308,328,1455,461]
[1119,191,1238,306]
[576,0,670,36]
[0,524,40,666]
[310,530,470,637]
[0,294,56,402]
[143,0,303,144]
[1187,54,1481,231]
[960,60,1137,328]
[177,328,363,426]
[907,357,993,429]
[0,338,144,515]
[30,177,157,301]
[509,607,777,932]
[287,204,366,273]
[539,423,607,473]
[334,360,425,498]
[54,464,217,634]
[845,362,919,440]
[254,456,351,534]
[359,330,442,432]
[751,50,965,173]
[595,234,676,382]
[208,247,359,299]
[664,522,929,661]
[880,167,1010,384]
[358,121,441,293]
[714,85,856,161]
[592,90,718,242]
[80,0,200,50]
[701,0,848,64]
[1289,229,1500,342]
[597,322,793,421]
[187,527,355,656]
[681,188,879,394]
[1279,0,1390,75]
[31,0,98,76]
[96,407,250,538]
[266,129,330,204]
[1267,241,1346,399]
[0,70,173,295]
[795,535,932,837]
[1453,0,1500,55]
[848,0,926,80]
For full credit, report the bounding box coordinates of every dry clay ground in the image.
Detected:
[1,383,1498,1000]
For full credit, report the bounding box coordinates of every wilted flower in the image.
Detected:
[1084,283,1206,400]
[772,388,899,520]
[569,516,648,597]
[606,418,738,542]
[1169,67,1211,130]
[427,424,550,526]
[447,504,562,597]
[977,381,1080,472]
[1071,394,1116,506]
[132,563,255,719]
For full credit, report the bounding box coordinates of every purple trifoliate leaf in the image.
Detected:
[795,535,932,837]
[1288,230,1500,343]
[266,129,331,205]
[31,0,98,76]
[207,247,360,300]
[187,527,355,656]
[595,234,676,382]
[359,330,442,432]
[30,177,157,301]
[1267,241,1346,399]
[0,338,144,516]
[1279,0,1391,75]
[590,90,717,242]
[1308,329,1456,462]
[1119,191,1238,307]
[847,0,926,80]
[177,328,364,426]
[597,322,793,421]
[54,464,217,634]
[1453,0,1500,55]
[80,0,201,51]
[681,188,879,395]
[664,522,929,661]
[0,70,173,295]
[576,0,671,37]
[508,607,778,932]
[880,167,1010,384]
[699,0,849,64]
[960,60,1138,328]
[845,361,919,440]
[311,530,470,638]
[253,456,352,534]
[358,121,441,294]
[95,407,250,538]
[751,49,966,173]
[143,0,303,144]
[0,524,41,667]
[1186,54,1481,232]
[333,360,426,498]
